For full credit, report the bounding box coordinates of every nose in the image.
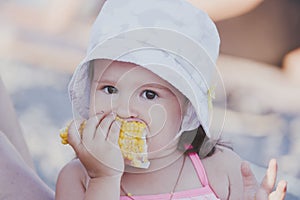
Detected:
[112,92,137,119]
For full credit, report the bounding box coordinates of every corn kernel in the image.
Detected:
[59,121,86,145]
[116,116,150,169]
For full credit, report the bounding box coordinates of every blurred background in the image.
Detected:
[0,0,299,199]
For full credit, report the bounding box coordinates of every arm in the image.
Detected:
[204,147,287,199]
[242,159,287,200]
[55,159,88,200]
[0,77,34,168]
[56,159,122,200]
[225,150,287,199]
[0,77,55,199]
[0,131,54,200]
[63,114,124,199]
[186,0,264,21]
[227,151,287,200]
[202,147,244,199]
[84,175,122,200]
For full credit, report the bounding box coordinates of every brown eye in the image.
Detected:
[142,90,157,100]
[103,86,118,94]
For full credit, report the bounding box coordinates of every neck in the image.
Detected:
[121,152,186,196]
[124,149,184,174]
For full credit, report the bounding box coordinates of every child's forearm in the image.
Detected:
[84,175,122,200]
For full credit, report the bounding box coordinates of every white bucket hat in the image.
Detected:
[68,0,221,140]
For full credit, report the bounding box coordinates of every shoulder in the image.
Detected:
[56,159,88,198]
[58,158,87,179]
[203,146,242,169]
[202,146,243,199]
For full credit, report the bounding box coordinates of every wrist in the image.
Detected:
[90,174,122,183]
[85,175,122,200]
[88,168,124,179]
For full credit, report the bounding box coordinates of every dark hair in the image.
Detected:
[177,125,232,159]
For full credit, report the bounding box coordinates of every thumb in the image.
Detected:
[260,159,277,193]
[106,119,121,145]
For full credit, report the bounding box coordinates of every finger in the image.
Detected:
[260,159,277,193]
[276,180,287,193]
[241,161,259,189]
[277,180,287,199]
[68,120,85,151]
[69,114,103,151]
[269,180,287,200]
[96,113,116,140]
[106,119,121,145]
[81,114,104,143]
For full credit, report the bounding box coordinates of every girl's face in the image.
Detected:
[89,60,187,158]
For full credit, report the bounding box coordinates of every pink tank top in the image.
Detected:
[120,152,220,200]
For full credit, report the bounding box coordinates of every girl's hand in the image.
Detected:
[67,114,124,178]
[242,159,287,200]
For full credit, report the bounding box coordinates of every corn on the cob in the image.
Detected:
[116,117,150,169]
[59,118,150,168]
[60,121,86,145]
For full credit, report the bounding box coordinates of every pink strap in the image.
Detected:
[120,153,219,200]
[188,152,209,186]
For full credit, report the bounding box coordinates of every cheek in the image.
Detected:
[146,102,183,153]
[147,104,168,137]
[147,101,183,138]
[89,91,111,117]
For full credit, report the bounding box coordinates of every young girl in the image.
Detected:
[55,0,287,199]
